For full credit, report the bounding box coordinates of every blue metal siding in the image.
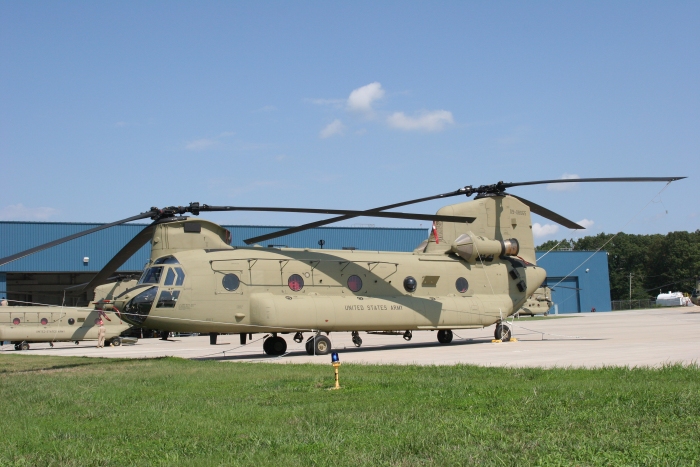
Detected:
[536,251,611,313]
[1,221,429,272]
[0,222,151,272]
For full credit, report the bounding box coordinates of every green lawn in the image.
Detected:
[1,355,698,466]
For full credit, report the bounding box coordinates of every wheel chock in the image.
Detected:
[509,338,518,342]
[491,339,502,343]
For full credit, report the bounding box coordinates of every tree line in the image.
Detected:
[536,230,700,301]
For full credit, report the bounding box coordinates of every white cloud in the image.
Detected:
[185,138,217,151]
[532,222,560,238]
[347,82,385,113]
[577,218,594,229]
[0,204,59,221]
[387,110,454,132]
[319,119,345,138]
[547,173,580,191]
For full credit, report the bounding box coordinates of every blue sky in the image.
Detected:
[1,1,697,244]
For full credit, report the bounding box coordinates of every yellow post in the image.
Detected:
[332,362,341,390]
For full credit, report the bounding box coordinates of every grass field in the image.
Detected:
[1,355,698,466]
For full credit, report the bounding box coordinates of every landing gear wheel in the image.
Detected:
[403,330,413,341]
[263,336,287,356]
[14,344,20,351]
[351,331,362,347]
[49,342,54,348]
[75,341,80,345]
[437,330,453,344]
[306,335,332,355]
[160,330,170,340]
[544,311,549,316]
[20,341,29,351]
[495,324,511,341]
[111,337,122,347]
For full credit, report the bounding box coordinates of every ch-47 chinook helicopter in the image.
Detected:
[0,177,684,355]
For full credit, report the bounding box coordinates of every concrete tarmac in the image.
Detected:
[2,307,699,368]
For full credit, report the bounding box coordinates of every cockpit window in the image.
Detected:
[139,267,163,284]
[174,267,185,286]
[164,268,176,286]
[154,256,180,265]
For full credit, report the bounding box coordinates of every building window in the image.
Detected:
[222,274,240,292]
[404,276,417,293]
[288,274,304,292]
[347,275,363,292]
[456,277,469,293]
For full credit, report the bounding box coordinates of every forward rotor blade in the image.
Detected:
[200,205,474,224]
[240,188,472,245]
[0,211,155,268]
[500,176,685,190]
[80,222,158,292]
[506,193,585,230]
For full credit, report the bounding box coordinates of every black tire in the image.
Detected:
[14,344,20,351]
[437,330,453,344]
[494,324,511,341]
[111,337,122,347]
[305,338,314,355]
[313,335,332,355]
[263,336,287,356]
[20,341,29,351]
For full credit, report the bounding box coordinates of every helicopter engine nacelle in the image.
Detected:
[450,233,519,262]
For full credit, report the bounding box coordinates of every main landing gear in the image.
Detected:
[263,334,287,356]
[437,330,453,344]
[351,331,362,347]
[305,335,332,355]
[13,341,29,351]
[494,323,512,341]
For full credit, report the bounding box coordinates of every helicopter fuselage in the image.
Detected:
[112,245,546,334]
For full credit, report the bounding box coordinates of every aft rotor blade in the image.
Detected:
[507,194,585,230]
[239,188,472,245]
[81,222,158,292]
[500,176,685,190]
[200,205,474,224]
[0,211,155,267]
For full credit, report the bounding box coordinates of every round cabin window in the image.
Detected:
[13,318,20,325]
[347,275,363,293]
[68,318,75,325]
[222,273,240,291]
[403,276,417,293]
[41,318,48,326]
[288,274,304,292]
[456,277,469,293]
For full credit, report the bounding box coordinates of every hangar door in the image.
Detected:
[546,277,580,314]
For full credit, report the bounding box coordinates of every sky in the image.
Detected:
[1,1,697,245]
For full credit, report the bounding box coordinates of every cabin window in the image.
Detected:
[288,274,304,292]
[123,287,158,325]
[456,277,469,293]
[139,267,163,284]
[164,268,176,286]
[157,290,181,308]
[41,318,48,325]
[13,318,20,325]
[347,275,363,293]
[222,274,240,292]
[403,276,417,293]
[68,318,75,325]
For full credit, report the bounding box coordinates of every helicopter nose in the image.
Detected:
[524,266,546,296]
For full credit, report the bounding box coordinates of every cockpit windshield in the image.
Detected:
[139,267,163,284]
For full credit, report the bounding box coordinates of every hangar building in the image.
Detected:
[0,221,611,313]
